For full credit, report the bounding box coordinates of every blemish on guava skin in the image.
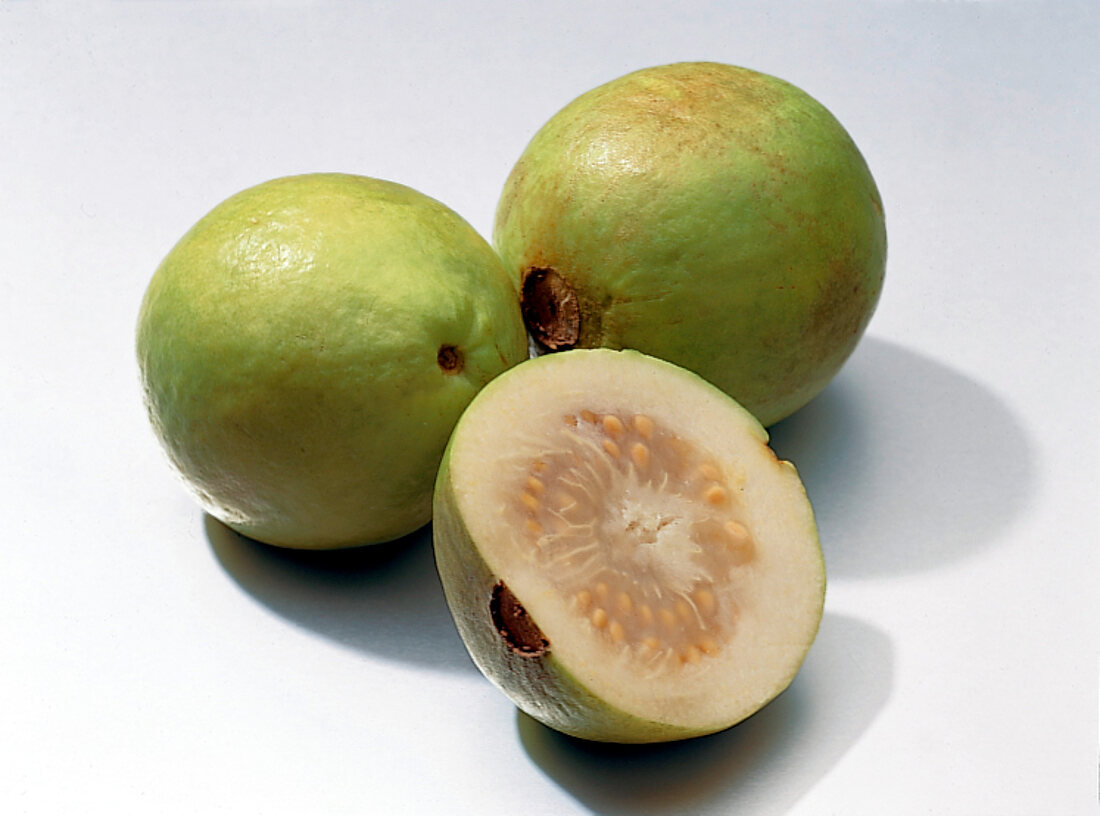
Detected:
[520,267,580,350]
[490,581,549,658]
[437,344,464,374]
[870,191,884,217]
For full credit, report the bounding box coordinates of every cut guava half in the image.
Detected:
[433,348,825,743]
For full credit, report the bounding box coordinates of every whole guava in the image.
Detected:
[493,61,887,426]
[137,173,528,549]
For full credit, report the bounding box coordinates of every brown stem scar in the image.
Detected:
[520,267,580,350]
[490,581,549,657]
[437,344,463,374]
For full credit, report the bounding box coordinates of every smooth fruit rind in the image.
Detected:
[138,173,528,548]
[433,349,824,742]
[493,61,886,426]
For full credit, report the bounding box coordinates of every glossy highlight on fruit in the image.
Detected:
[433,349,825,742]
[137,173,528,548]
[494,61,887,426]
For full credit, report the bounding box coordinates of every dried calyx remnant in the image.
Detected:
[520,268,580,350]
[490,581,550,657]
[437,344,464,374]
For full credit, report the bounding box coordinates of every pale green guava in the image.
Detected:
[493,61,887,426]
[433,349,824,742]
[137,173,528,549]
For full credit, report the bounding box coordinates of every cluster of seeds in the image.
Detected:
[513,409,756,669]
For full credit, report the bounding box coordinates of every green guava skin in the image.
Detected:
[493,61,887,426]
[137,173,528,549]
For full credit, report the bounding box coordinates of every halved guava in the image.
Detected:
[433,348,825,742]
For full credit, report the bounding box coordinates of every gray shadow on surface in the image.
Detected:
[767,336,1036,578]
[207,518,476,674]
[518,613,892,815]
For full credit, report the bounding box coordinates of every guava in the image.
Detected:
[137,173,528,549]
[433,348,824,742]
[493,61,887,426]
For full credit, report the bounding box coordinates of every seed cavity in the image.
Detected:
[724,521,756,564]
[511,408,758,670]
[704,485,728,506]
[725,520,749,541]
[675,599,694,623]
[608,620,625,642]
[659,608,678,630]
[695,589,716,615]
[699,463,720,481]
[556,491,576,512]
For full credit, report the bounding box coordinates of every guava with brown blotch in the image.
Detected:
[494,61,886,426]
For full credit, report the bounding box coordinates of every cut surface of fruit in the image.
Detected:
[433,349,825,742]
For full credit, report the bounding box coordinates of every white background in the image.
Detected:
[3,2,1097,814]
